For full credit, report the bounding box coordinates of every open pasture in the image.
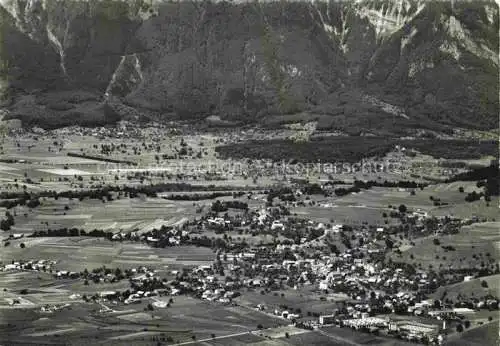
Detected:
[1,133,108,169]
[392,222,500,269]
[445,321,499,346]
[334,184,472,212]
[429,197,499,220]
[426,181,482,193]
[432,274,500,301]
[309,182,497,225]
[0,131,249,195]
[461,222,500,243]
[43,131,223,168]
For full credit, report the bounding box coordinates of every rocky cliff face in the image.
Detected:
[0,0,498,131]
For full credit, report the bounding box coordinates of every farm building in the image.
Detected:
[389,320,440,337]
[319,315,336,325]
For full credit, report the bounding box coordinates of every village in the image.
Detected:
[2,185,498,345]
[0,0,498,344]
[0,121,498,345]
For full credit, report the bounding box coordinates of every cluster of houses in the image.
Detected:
[1,259,56,273]
[51,121,165,141]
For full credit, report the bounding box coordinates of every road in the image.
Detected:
[173,324,365,346]
[172,330,255,345]
[317,328,363,346]
[237,303,290,322]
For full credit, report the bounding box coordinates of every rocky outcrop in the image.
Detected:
[0,0,498,131]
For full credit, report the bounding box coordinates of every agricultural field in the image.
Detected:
[0,237,215,272]
[235,288,350,316]
[4,196,200,235]
[283,325,419,346]
[0,130,275,196]
[291,203,394,226]
[0,294,287,345]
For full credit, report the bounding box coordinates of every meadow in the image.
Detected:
[235,287,350,317]
[432,274,500,301]
[392,222,500,270]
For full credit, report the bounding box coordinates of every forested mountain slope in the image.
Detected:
[0,0,497,131]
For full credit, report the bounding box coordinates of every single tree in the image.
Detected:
[398,204,407,213]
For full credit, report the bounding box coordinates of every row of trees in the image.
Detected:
[0,182,260,211]
[211,200,249,212]
[30,228,114,239]
[165,191,245,201]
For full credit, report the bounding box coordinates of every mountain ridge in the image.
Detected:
[0,0,498,132]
